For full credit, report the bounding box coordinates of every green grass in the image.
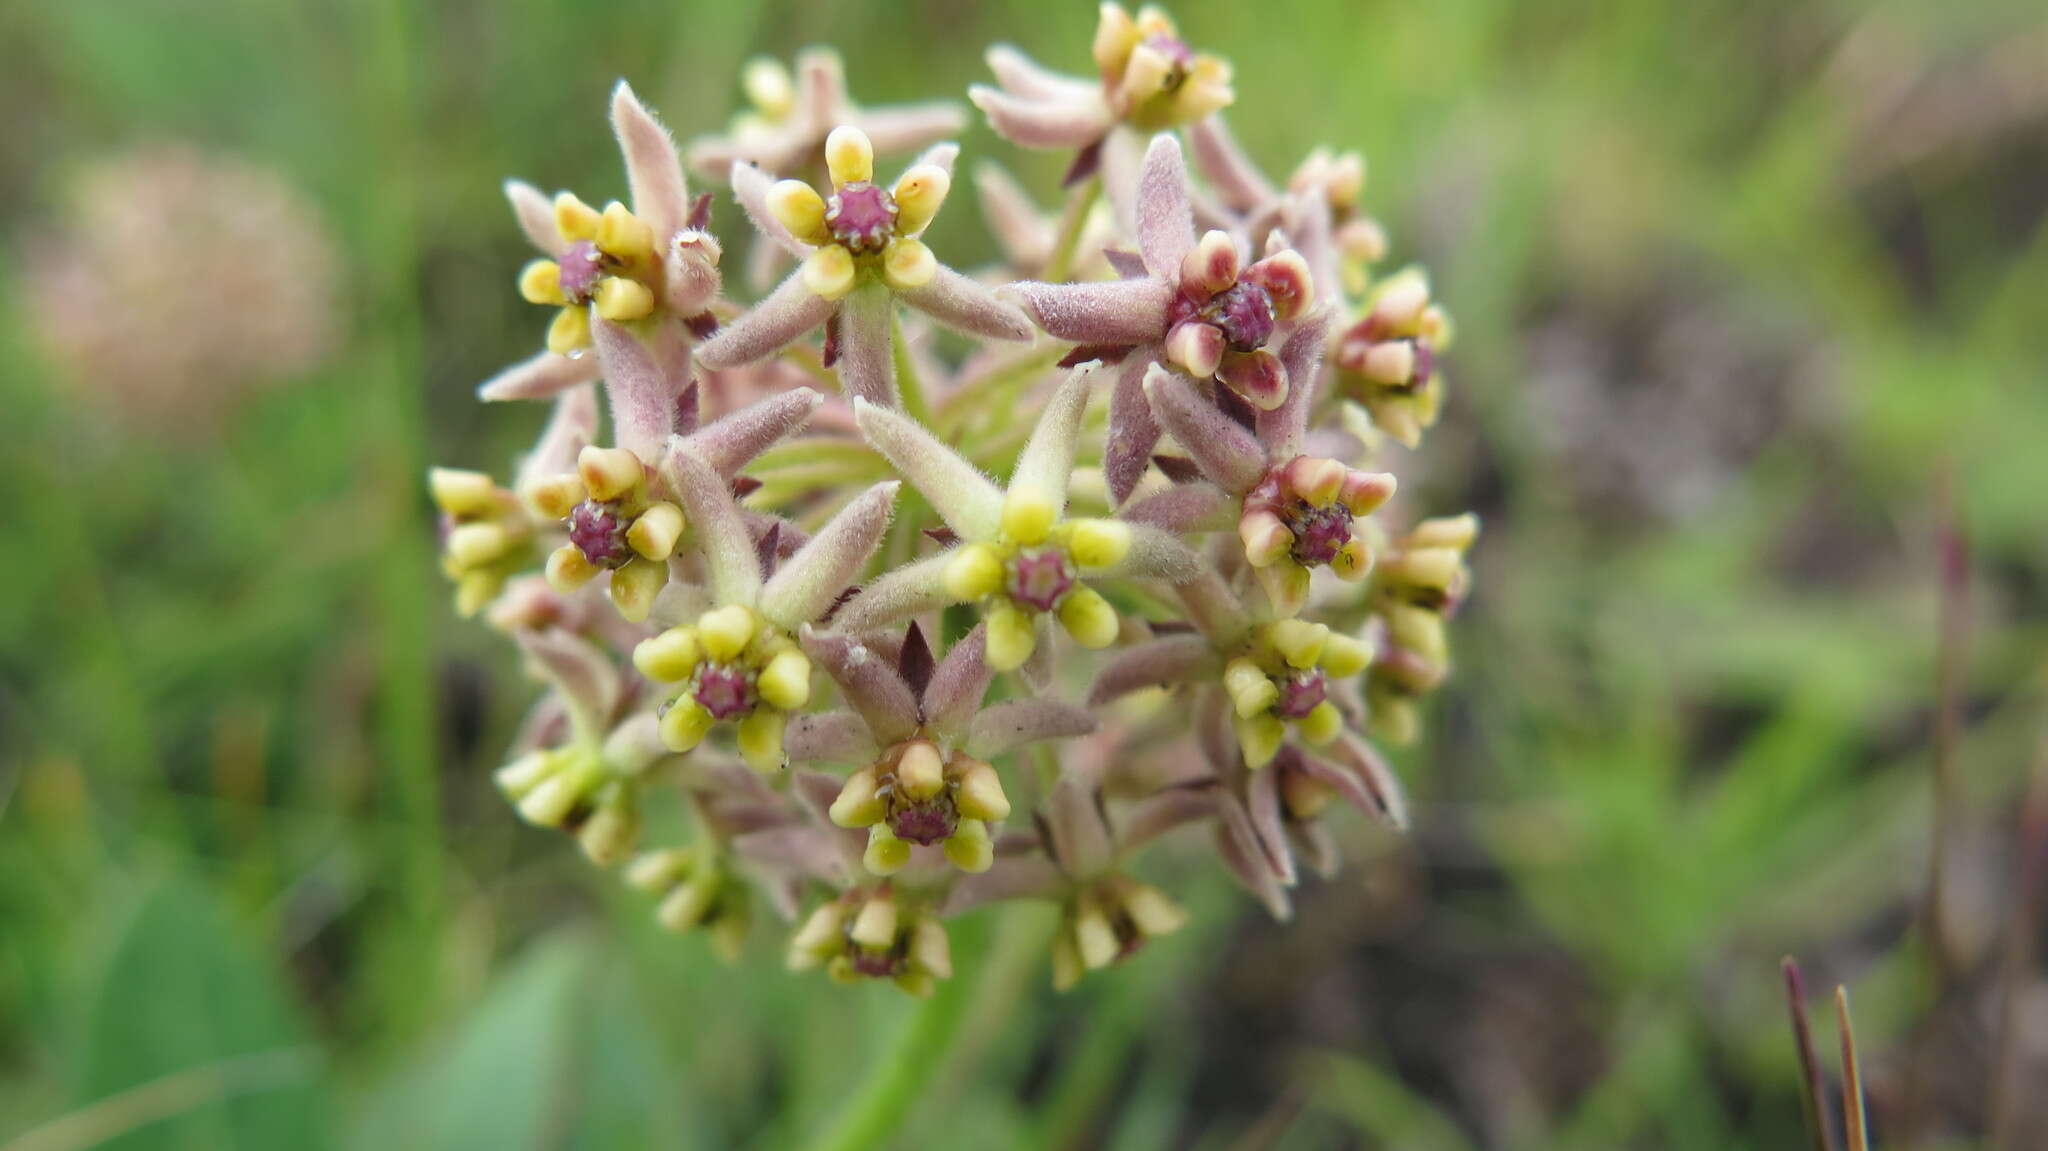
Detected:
[2,0,2044,1146]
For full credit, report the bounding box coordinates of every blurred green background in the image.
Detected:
[2,0,2045,1147]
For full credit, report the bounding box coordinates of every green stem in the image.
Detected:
[1044,175,1102,284]
[801,914,990,1151]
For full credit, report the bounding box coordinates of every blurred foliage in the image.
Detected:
[2,0,2045,1148]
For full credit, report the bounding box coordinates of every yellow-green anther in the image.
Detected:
[943,543,1007,600]
[756,648,813,711]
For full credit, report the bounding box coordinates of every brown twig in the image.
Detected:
[1837,986,1870,1151]
[1784,957,1838,1151]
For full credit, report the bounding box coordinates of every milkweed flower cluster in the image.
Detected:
[433,6,1477,993]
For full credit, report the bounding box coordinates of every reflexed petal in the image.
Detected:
[968,85,1114,149]
[942,854,1068,915]
[677,387,823,478]
[974,161,1053,270]
[984,44,1097,102]
[965,697,1098,758]
[1185,115,1275,213]
[834,278,898,406]
[1008,364,1098,511]
[1087,634,1219,706]
[504,179,567,257]
[1257,306,1333,457]
[730,161,812,259]
[832,551,956,636]
[1118,481,1235,534]
[798,627,921,746]
[611,81,691,241]
[515,383,600,492]
[1103,353,1163,506]
[1215,799,1293,920]
[1135,133,1195,278]
[920,624,991,741]
[1119,786,1222,853]
[898,266,1034,341]
[857,103,970,157]
[1009,277,1171,346]
[1044,771,1113,878]
[1142,364,1266,493]
[786,710,879,764]
[1244,763,1298,885]
[664,452,762,604]
[1322,731,1410,830]
[852,399,1004,540]
[1095,522,1200,584]
[759,481,898,630]
[515,629,620,739]
[478,350,600,402]
[591,315,691,461]
[793,46,850,134]
[698,270,837,368]
[1175,567,1253,647]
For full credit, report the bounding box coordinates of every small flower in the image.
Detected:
[624,844,753,960]
[530,445,684,621]
[1332,267,1456,449]
[787,885,953,996]
[687,49,965,185]
[839,364,1200,672]
[792,624,1095,875]
[1364,513,1478,744]
[699,126,1032,407]
[1010,135,1317,504]
[970,4,1233,157]
[429,468,534,618]
[1051,874,1188,990]
[635,444,900,771]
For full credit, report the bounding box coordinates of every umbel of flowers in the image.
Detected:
[429,7,1478,995]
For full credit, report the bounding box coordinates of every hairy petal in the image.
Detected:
[984,44,1097,101]
[1087,635,1219,706]
[760,481,898,629]
[799,627,921,746]
[504,179,566,257]
[1216,798,1293,920]
[698,270,836,368]
[1095,522,1201,583]
[610,80,691,241]
[898,266,1035,341]
[1176,567,1252,648]
[793,47,850,134]
[1143,365,1266,493]
[975,161,1053,270]
[664,452,762,604]
[1104,352,1163,506]
[730,161,811,259]
[835,279,899,407]
[592,316,691,461]
[1118,786,1221,856]
[1135,133,1195,278]
[785,709,879,764]
[852,398,1004,540]
[478,350,600,402]
[858,102,969,157]
[676,387,822,478]
[1258,306,1333,457]
[943,854,1067,915]
[1009,364,1097,510]
[832,551,957,636]
[1186,115,1275,213]
[1322,731,1411,830]
[1245,763,1298,886]
[515,383,600,491]
[966,697,1099,759]
[1045,771,1114,878]
[515,629,619,742]
[968,85,1113,149]
[1119,481,1236,534]
[1009,278,1170,346]
[920,624,992,741]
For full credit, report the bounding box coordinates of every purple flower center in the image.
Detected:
[1007,549,1075,612]
[1274,670,1328,719]
[558,240,605,303]
[568,500,632,568]
[1142,34,1195,74]
[692,665,756,720]
[848,947,906,978]
[890,801,957,847]
[1287,502,1354,566]
[825,181,898,254]
[1205,282,1276,352]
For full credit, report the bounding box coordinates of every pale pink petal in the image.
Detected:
[786,710,880,764]
[1176,568,1252,648]
[1119,481,1235,534]
[965,697,1098,758]
[798,627,921,746]
[1098,127,1144,234]
[1186,115,1275,213]
[857,104,969,158]
[1104,352,1163,506]
[1008,364,1098,508]
[676,387,822,478]
[968,85,1114,150]
[729,161,811,259]
[592,315,691,461]
[515,383,600,491]
[1291,821,1341,879]
[1045,771,1114,878]
[1087,634,1218,706]
[1245,760,1298,885]
[904,141,960,179]
[831,551,957,637]
[1323,731,1410,830]
[1142,364,1266,493]
[1257,305,1333,457]
[697,270,836,368]
[793,47,850,135]
[1008,278,1170,345]
[835,279,898,407]
[852,398,1004,540]
[504,179,565,257]
[974,161,1054,272]
[1215,799,1293,920]
[664,453,761,604]
[1135,134,1195,278]
[1018,616,1057,692]
[1117,786,1221,854]
[942,854,1067,914]
[515,629,619,738]
[759,481,899,629]
[610,80,691,241]
[984,44,1097,102]
[1095,522,1201,584]
[479,350,600,403]
[898,266,1034,341]
[919,624,991,742]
